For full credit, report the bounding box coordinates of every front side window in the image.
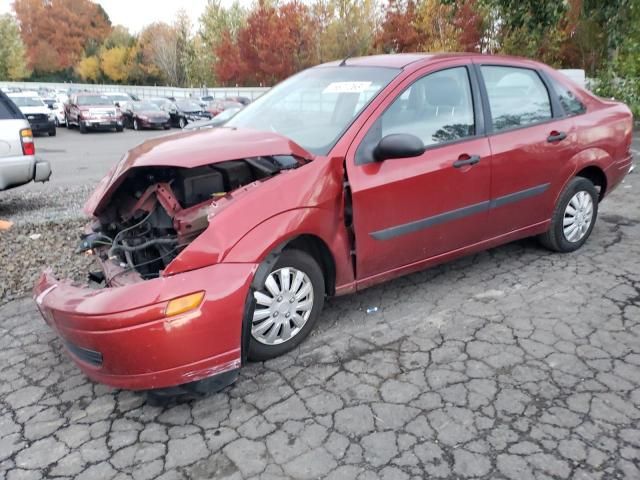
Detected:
[550,77,586,116]
[481,66,552,132]
[356,67,475,164]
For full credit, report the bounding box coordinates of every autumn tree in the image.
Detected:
[234,0,317,86]
[14,0,111,74]
[415,0,458,51]
[75,55,100,81]
[0,14,30,80]
[376,0,421,53]
[318,0,377,61]
[100,46,130,82]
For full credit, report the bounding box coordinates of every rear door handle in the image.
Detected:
[547,131,567,143]
[453,155,481,168]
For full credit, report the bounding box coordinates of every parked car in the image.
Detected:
[225,95,252,106]
[183,106,242,130]
[41,96,66,127]
[8,92,56,136]
[122,101,171,130]
[65,93,124,133]
[102,92,134,108]
[169,99,213,128]
[206,99,243,117]
[34,54,633,397]
[0,90,51,191]
[198,95,214,108]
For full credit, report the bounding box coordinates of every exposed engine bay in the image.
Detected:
[79,155,301,286]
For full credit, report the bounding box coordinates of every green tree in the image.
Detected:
[0,14,30,80]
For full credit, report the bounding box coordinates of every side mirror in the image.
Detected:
[373,134,425,162]
[114,102,120,108]
[47,104,54,110]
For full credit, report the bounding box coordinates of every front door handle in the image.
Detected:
[453,155,481,168]
[547,131,567,143]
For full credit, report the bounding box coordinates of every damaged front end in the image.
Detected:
[79,155,304,287]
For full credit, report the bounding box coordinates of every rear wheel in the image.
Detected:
[133,119,139,131]
[539,177,598,252]
[48,129,56,137]
[247,249,325,361]
[179,117,186,129]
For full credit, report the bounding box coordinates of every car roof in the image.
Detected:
[318,52,543,70]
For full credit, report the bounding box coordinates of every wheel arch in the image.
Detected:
[575,165,607,201]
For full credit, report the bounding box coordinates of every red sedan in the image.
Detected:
[34,54,633,397]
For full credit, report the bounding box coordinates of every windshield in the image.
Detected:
[107,94,130,101]
[216,107,241,121]
[134,102,161,112]
[10,96,45,107]
[176,100,202,111]
[227,66,400,155]
[77,95,112,106]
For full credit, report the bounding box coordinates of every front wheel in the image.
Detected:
[178,117,186,129]
[79,122,87,134]
[133,119,139,131]
[539,177,599,252]
[247,249,325,361]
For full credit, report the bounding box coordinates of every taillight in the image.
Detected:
[20,128,35,156]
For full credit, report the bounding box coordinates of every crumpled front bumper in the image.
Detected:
[33,262,257,390]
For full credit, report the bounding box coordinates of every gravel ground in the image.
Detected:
[0,217,94,304]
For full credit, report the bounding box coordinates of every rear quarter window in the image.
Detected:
[550,77,586,116]
[0,93,24,120]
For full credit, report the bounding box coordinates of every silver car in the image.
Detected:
[0,91,51,191]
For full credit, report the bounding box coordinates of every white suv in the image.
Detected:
[0,91,51,191]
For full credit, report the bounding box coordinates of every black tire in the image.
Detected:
[133,119,139,131]
[48,129,56,137]
[79,122,87,134]
[247,249,325,361]
[539,177,599,253]
[179,117,186,129]
[164,124,171,130]
[116,125,123,132]
[65,115,71,128]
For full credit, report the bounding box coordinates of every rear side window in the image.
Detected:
[550,78,586,116]
[481,66,552,132]
[0,93,24,120]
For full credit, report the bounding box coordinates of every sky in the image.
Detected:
[0,0,252,33]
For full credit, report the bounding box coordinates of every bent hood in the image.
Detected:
[85,127,313,215]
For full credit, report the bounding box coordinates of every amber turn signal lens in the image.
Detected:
[165,291,205,317]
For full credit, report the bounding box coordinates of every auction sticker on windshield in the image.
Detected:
[323,81,372,93]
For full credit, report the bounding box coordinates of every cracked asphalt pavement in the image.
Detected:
[0,134,639,479]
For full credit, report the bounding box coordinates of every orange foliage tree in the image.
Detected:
[14,0,111,74]
[216,0,317,86]
[375,0,422,53]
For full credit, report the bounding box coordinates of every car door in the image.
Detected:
[475,62,580,237]
[346,63,492,282]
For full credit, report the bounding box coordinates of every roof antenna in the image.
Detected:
[339,46,359,66]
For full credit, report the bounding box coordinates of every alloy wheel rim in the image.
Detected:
[252,267,314,345]
[563,190,594,243]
